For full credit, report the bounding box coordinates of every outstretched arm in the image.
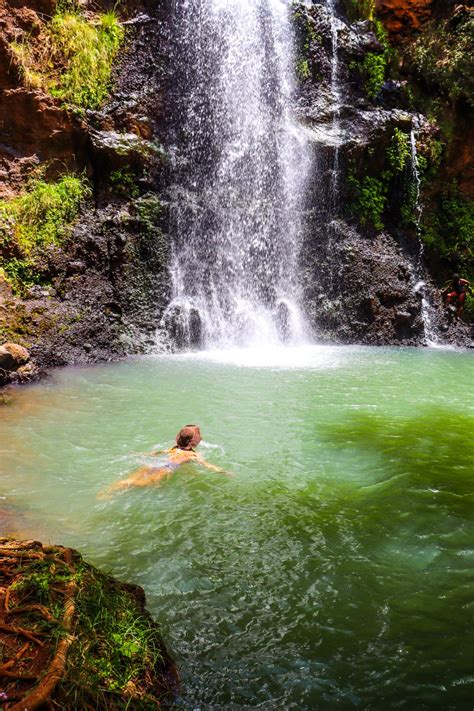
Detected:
[195,454,233,476]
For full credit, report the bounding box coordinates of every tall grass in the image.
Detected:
[11,10,124,110]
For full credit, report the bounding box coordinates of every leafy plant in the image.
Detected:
[386,128,411,173]
[136,194,162,233]
[344,0,375,21]
[421,183,474,278]
[0,173,91,254]
[348,172,388,231]
[363,52,386,100]
[406,13,474,108]
[110,168,140,199]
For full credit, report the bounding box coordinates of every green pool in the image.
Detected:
[1,345,473,708]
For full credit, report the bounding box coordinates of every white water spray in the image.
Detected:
[165,0,312,349]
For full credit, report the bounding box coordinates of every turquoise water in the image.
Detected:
[0,345,473,708]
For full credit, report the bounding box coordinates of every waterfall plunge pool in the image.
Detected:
[1,345,473,708]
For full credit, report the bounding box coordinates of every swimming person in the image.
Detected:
[104,425,229,495]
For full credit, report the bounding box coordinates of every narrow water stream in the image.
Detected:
[1,346,473,708]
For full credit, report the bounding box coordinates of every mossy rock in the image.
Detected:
[0,539,177,709]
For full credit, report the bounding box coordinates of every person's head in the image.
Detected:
[175,424,202,450]
[453,273,460,282]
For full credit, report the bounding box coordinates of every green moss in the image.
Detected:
[11,8,124,110]
[296,56,311,81]
[464,290,474,321]
[63,564,165,703]
[292,10,320,82]
[417,135,444,182]
[0,541,173,709]
[0,173,91,294]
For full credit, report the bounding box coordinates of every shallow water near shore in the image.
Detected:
[0,345,473,708]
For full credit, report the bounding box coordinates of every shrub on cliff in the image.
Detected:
[11,8,124,110]
[422,184,474,276]
[405,11,474,109]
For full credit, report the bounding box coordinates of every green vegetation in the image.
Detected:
[406,12,474,108]
[386,127,410,173]
[422,184,474,275]
[0,173,91,293]
[11,8,124,110]
[343,0,375,21]
[136,194,163,234]
[348,172,388,231]
[296,57,311,81]
[416,134,444,181]
[110,167,140,199]
[362,52,386,100]
[292,11,319,82]
[348,127,413,230]
[350,19,389,101]
[63,565,166,704]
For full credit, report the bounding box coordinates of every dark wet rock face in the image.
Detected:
[0,0,173,367]
[293,1,472,346]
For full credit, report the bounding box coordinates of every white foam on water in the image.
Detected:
[161,344,356,370]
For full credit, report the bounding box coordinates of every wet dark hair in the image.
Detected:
[175,425,202,450]
[452,273,460,280]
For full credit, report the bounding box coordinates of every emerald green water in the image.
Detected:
[1,345,473,709]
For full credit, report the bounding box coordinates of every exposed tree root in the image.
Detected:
[8,604,57,623]
[0,668,37,680]
[0,538,177,709]
[11,580,78,711]
[0,621,45,645]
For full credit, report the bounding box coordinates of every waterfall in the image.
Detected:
[164,0,312,349]
[409,128,440,345]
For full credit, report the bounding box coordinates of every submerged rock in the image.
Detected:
[0,538,177,709]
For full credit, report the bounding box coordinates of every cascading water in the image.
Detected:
[409,127,440,344]
[164,0,312,349]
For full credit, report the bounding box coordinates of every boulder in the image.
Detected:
[0,342,30,371]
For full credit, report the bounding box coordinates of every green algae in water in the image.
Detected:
[0,345,473,708]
